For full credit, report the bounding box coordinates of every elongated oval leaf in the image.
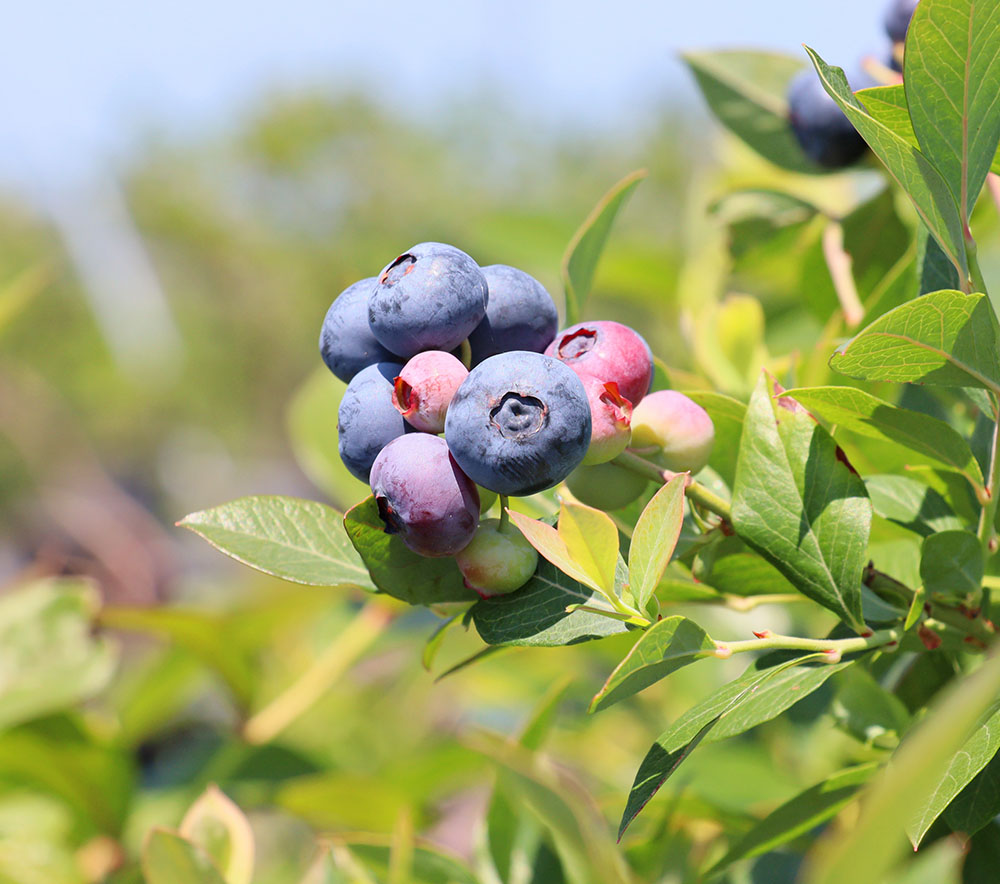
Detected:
[557,502,620,595]
[561,169,645,325]
[804,47,967,279]
[682,50,817,174]
[471,559,628,647]
[343,497,475,604]
[620,651,853,838]
[705,763,878,878]
[589,616,714,713]
[865,475,967,537]
[783,386,984,490]
[685,391,746,485]
[857,85,916,147]
[905,0,1000,223]
[944,752,1000,839]
[506,509,604,596]
[830,290,1000,395]
[180,786,254,884]
[732,375,869,631]
[920,529,983,604]
[143,829,228,884]
[628,475,687,609]
[179,496,375,590]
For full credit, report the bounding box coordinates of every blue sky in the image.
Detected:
[3,0,893,190]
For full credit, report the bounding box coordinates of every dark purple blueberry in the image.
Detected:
[319,277,402,383]
[337,362,408,482]
[444,351,592,496]
[544,320,654,406]
[369,434,480,557]
[885,0,919,44]
[787,69,870,170]
[368,242,488,359]
[468,265,559,365]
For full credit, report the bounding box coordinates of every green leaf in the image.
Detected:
[783,386,984,490]
[804,47,967,279]
[703,763,878,878]
[944,750,1000,838]
[830,290,1000,395]
[732,375,869,631]
[619,651,853,837]
[628,475,687,609]
[471,559,629,647]
[907,703,1000,847]
[507,509,606,597]
[340,841,478,884]
[865,475,967,537]
[904,0,1000,223]
[682,50,818,174]
[589,616,714,713]
[964,823,1000,884]
[917,223,963,295]
[920,529,983,603]
[557,503,620,595]
[0,579,116,733]
[856,85,916,147]
[683,392,745,486]
[180,786,254,884]
[143,829,228,884]
[832,666,910,747]
[808,650,1000,884]
[343,496,476,604]
[179,495,375,590]
[561,169,645,326]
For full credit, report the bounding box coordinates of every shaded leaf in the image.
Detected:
[732,375,869,631]
[920,529,982,604]
[865,475,967,537]
[829,290,1000,395]
[180,786,254,884]
[561,169,646,325]
[944,750,1000,838]
[143,829,227,884]
[344,496,476,604]
[589,616,714,713]
[180,496,374,590]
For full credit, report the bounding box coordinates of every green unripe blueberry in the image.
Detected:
[455,518,538,597]
[478,486,498,515]
[630,390,714,474]
[565,461,649,511]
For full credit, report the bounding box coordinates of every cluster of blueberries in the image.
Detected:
[320,242,715,595]
[787,0,917,169]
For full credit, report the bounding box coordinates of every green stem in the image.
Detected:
[967,235,989,295]
[977,416,1000,580]
[498,495,510,532]
[713,627,900,659]
[612,450,733,521]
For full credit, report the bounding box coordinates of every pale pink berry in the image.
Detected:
[392,350,469,433]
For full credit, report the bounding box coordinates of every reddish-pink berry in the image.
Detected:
[580,376,632,465]
[391,351,469,434]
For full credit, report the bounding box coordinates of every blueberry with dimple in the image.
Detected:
[319,277,402,382]
[368,242,488,359]
[392,350,468,434]
[369,434,480,557]
[545,321,654,406]
[884,0,919,44]
[787,69,869,170]
[445,351,592,497]
[338,362,408,482]
[468,265,559,366]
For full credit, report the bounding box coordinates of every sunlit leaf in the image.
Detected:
[628,475,687,609]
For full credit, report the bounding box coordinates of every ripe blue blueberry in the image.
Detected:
[338,362,409,482]
[369,434,480,557]
[368,242,488,359]
[787,69,869,170]
[467,265,559,366]
[885,0,919,44]
[319,277,402,383]
[444,351,592,496]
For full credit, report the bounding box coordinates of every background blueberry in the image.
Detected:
[369,433,480,557]
[444,351,592,497]
[319,277,402,383]
[368,242,489,359]
[544,320,654,406]
[885,0,919,44]
[787,69,870,170]
[337,361,409,482]
[467,265,559,365]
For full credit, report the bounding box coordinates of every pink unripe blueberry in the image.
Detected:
[630,390,714,474]
[391,351,469,433]
[580,376,632,465]
[544,320,654,406]
[369,434,479,557]
[455,518,539,597]
[565,461,649,510]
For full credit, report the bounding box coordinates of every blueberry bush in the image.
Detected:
[3,0,1000,881]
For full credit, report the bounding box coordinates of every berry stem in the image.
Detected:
[612,450,733,521]
[498,496,510,532]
